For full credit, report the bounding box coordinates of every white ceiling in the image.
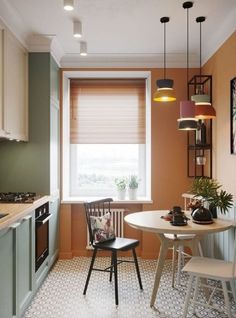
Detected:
[0,0,236,67]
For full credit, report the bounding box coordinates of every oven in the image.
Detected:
[35,202,52,272]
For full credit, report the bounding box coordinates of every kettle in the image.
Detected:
[191,206,213,224]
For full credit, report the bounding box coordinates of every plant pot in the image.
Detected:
[117,189,126,200]
[128,188,137,200]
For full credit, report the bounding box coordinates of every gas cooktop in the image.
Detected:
[0,192,38,203]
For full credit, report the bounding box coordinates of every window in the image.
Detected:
[62,71,151,202]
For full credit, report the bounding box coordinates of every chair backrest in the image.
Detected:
[84,198,113,246]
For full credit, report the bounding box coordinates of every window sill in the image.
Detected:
[61,197,153,204]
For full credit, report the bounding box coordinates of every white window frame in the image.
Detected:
[62,70,152,203]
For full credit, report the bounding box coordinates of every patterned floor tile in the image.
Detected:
[23,257,236,318]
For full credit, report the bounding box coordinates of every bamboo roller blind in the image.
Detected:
[70,79,146,144]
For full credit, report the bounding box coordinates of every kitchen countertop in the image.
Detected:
[0,196,51,231]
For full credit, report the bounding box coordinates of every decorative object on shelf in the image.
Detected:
[153,17,176,102]
[191,16,216,119]
[178,1,198,131]
[195,120,206,145]
[230,77,236,154]
[187,75,213,177]
[128,175,139,200]
[115,177,126,200]
[64,0,74,11]
[73,20,82,38]
[190,177,234,218]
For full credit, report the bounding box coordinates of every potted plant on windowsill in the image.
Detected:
[115,177,127,200]
[189,178,233,222]
[128,175,139,200]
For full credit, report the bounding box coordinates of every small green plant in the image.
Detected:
[128,175,139,189]
[114,177,126,191]
[190,178,233,214]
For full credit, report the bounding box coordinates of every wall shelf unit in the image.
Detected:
[187,75,213,178]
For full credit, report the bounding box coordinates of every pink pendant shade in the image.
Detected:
[180,100,196,118]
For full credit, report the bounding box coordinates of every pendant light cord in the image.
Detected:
[164,21,166,79]
[160,17,169,80]
[187,6,189,97]
[199,21,202,76]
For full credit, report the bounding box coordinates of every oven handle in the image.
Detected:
[36,213,52,224]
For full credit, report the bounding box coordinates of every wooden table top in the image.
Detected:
[124,210,233,235]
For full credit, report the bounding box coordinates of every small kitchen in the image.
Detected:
[0,0,236,318]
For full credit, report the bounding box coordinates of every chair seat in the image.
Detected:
[183,256,236,279]
[94,237,139,251]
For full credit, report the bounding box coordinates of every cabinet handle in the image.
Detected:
[10,222,21,229]
[22,215,32,221]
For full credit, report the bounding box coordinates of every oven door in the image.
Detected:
[35,213,52,271]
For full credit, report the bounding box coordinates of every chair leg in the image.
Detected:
[132,248,143,290]
[230,280,236,303]
[182,274,194,318]
[171,245,177,288]
[83,248,97,295]
[177,245,183,286]
[192,276,199,315]
[198,242,203,256]
[113,251,119,306]
[109,253,114,282]
[222,280,232,318]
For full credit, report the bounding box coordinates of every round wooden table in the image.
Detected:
[124,210,233,307]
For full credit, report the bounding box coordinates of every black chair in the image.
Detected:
[83,198,143,306]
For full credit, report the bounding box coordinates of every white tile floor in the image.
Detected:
[24,257,235,318]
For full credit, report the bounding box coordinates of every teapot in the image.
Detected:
[191,206,213,224]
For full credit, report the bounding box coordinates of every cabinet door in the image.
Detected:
[3,29,28,141]
[0,226,16,318]
[17,214,34,316]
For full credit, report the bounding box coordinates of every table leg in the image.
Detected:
[150,234,169,307]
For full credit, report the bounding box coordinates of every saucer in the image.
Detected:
[170,221,188,226]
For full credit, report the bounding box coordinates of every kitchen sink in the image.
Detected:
[0,213,8,219]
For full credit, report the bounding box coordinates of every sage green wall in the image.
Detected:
[0,53,59,194]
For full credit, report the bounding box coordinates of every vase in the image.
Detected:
[117,189,126,200]
[128,188,137,200]
[209,203,217,218]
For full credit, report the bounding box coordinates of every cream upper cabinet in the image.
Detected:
[2,29,28,141]
[0,27,4,137]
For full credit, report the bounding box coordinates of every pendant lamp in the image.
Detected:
[191,16,216,119]
[153,17,176,102]
[178,1,197,130]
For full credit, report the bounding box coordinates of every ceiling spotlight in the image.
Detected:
[80,41,87,56]
[73,21,82,38]
[64,0,74,11]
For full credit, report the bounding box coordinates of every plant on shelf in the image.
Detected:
[190,177,233,218]
[114,177,127,200]
[128,175,139,200]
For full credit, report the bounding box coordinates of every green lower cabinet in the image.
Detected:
[0,226,16,318]
[16,214,34,317]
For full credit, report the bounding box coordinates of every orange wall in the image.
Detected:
[59,67,197,259]
[203,31,236,198]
